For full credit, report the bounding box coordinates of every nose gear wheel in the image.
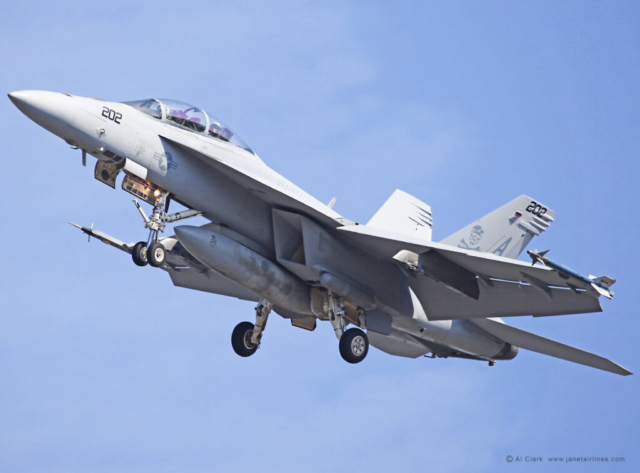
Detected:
[148,241,166,267]
[132,241,148,267]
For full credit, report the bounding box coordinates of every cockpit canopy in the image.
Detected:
[122,98,254,154]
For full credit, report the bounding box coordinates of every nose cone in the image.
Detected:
[8,90,78,138]
[8,90,30,109]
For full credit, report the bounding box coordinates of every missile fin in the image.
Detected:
[591,275,616,288]
[591,283,614,300]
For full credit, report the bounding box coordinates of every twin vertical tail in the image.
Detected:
[440,195,554,259]
[366,189,433,241]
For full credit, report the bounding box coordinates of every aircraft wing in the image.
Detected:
[160,136,347,229]
[471,318,632,376]
[337,225,603,320]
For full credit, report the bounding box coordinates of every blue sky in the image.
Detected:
[1,1,638,471]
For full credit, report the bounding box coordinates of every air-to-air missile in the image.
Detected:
[527,250,615,299]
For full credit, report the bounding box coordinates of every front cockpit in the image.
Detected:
[122,98,254,154]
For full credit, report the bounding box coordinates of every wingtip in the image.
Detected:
[606,361,632,376]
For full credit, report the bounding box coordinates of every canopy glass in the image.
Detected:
[122,98,254,154]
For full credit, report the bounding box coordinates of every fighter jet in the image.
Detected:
[8,90,631,375]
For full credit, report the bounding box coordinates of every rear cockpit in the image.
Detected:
[122,98,254,154]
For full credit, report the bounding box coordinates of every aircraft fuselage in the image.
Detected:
[9,90,520,366]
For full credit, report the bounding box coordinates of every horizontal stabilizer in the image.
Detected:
[471,318,632,376]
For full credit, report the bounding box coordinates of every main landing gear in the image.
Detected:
[231,321,259,357]
[339,328,369,364]
[326,292,369,364]
[231,299,272,357]
[230,292,370,364]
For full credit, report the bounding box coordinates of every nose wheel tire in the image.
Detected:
[232,321,258,357]
[132,241,148,267]
[148,242,167,267]
[339,328,369,364]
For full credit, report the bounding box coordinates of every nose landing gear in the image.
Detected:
[130,193,202,268]
[132,241,148,266]
[147,241,167,267]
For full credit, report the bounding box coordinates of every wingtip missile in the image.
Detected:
[69,221,92,242]
[69,221,133,253]
[527,249,615,299]
[590,283,615,300]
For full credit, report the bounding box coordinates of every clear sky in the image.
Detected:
[1,1,638,472]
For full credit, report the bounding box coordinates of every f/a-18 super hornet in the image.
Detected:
[8,90,631,375]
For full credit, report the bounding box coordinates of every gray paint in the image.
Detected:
[365,310,393,336]
[174,225,312,315]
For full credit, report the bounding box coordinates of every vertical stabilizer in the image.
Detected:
[367,189,432,241]
[440,195,554,259]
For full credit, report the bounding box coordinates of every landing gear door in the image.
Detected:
[94,161,123,189]
[121,172,163,206]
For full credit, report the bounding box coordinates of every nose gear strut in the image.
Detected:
[130,193,202,268]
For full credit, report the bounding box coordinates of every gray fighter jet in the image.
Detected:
[8,91,631,375]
